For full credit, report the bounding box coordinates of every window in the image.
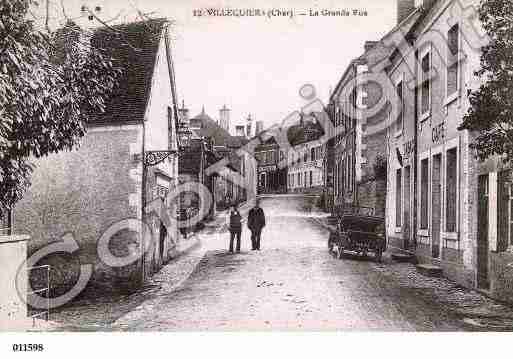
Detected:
[298,173,301,187]
[446,148,458,232]
[334,163,338,196]
[340,159,344,195]
[496,172,512,251]
[304,151,308,163]
[304,172,308,187]
[508,183,513,247]
[447,24,460,97]
[279,150,284,162]
[420,158,429,229]
[311,147,315,161]
[396,169,402,227]
[347,152,352,191]
[310,171,313,187]
[396,80,404,133]
[421,51,431,116]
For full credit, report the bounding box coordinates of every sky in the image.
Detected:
[42,0,396,133]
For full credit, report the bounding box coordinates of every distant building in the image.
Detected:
[178,100,190,128]
[286,114,325,194]
[235,125,246,138]
[328,36,390,219]
[183,107,251,211]
[254,136,287,194]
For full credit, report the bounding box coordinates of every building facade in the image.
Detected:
[13,19,181,292]
[287,139,325,194]
[181,105,251,211]
[381,0,513,303]
[328,39,389,217]
[254,137,287,194]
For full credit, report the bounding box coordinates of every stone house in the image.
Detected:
[286,115,325,195]
[178,104,250,215]
[327,39,390,217]
[382,0,513,303]
[13,19,181,294]
[254,137,287,194]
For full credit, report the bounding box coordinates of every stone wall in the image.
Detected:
[357,179,386,217]
[14,125,144,295]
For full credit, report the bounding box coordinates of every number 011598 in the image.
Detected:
[12,344,44,352]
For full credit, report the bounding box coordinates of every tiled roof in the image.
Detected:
[287,118,324,146]
[88,18,168,124]
[190,110,247,149]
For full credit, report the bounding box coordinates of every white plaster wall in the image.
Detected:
[144,30,178,186]
[0,236,28,331]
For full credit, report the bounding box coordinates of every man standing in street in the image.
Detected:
[248,199,266,250]
[228,203,242,253]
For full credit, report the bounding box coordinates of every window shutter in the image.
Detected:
[497,171,510,252]
[447,24,459,96]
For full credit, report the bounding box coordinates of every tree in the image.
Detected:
[0,0,119,215]
[459,0,513,162]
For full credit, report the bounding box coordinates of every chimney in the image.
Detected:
[364,41,378,53]
[219,105,230,133]
[397,0,415,24]
[299,111,305,127]
[246,114,252,138]
[255,120,264,135]
[178,100,189,127]
[235,125,246,137]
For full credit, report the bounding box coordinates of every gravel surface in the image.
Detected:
[47,195,513,331]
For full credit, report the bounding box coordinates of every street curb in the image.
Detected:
[167,234,201,262]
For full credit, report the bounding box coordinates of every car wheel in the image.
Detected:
[375,248,383,263]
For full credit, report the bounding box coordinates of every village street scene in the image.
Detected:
[2,0,513,334]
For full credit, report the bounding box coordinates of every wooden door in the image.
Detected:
[477,175,490,290]
[431,154,441,258]
[403,166,411,250]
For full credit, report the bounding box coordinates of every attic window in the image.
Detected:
[420,50,431,118]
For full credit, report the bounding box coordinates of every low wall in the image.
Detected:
[0,235,29,331]
[490,251,513,303]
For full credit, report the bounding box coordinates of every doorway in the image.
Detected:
[259,173,266,190]
[403,166,411,250]
[431,154,441,258]
[159,222,167,262]
[477,175,490,290]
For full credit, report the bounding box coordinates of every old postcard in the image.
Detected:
[1,0,513,355]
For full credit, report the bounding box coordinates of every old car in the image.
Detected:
[328,207,386,262]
